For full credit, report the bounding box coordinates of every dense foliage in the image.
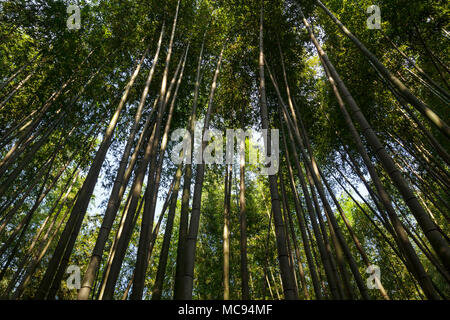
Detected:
[0,0,448,300]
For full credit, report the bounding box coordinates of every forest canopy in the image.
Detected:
[0,0,449,300]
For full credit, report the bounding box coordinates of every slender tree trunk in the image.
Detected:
[131,2,181,299]
[0,148,72,261]
[148,46,190,299]
[4,165,81,297]
[413,24,450,89]
[318,168,390,299]
[257,3,297,300]
[100,122,158,300]
[0,50,42,92]
[150,162,184,300]
[268,57,357,299]
[299,5,449,290]
[281,123,339,299]
[222,164,232,300]
[269,266,281,300]
[318,37,442,298]
[77,25,165,300]
[313,0,450,138]
[265,273,275,300]
[0,155,53,233]
[0,48,96,175]
[0,112,65,198]
[307,170,350,300]
[381,30,450,99]
[0,68,38,111]
[173,28,207,300]
[279,173,309,299]
[238,120,250,300]
[12,189,79,299]
[280,129,323,299]
[262,208,273,300]
[180,43,226,299]
[131,46,186,301]
[393,98,450,166]
[35,47,148,299]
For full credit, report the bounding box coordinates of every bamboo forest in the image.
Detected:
[0,0,449,302]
